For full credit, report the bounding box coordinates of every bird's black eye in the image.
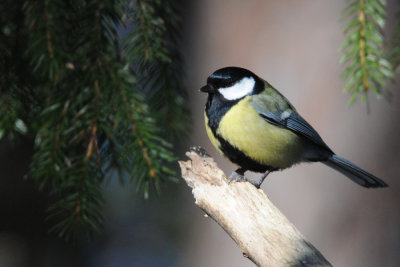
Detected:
[207,76,235,89]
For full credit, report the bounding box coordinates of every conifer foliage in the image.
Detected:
[1,0,187,240]
[389,14,400,74]
[340,0,398,104]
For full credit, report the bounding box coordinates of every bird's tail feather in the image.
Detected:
[322,155,388,188]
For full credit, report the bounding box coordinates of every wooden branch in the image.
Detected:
[178,147,332,267]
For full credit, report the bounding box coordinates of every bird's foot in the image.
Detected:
[228,170,271,189]
[228,172,263,188]
[251,170,271,188]
[228,171,248,184]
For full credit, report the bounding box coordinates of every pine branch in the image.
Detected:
[123,0,189,142]
[1,0,187,240]
[388,12,400,73]
[340,0,393,104]
[0,1,35,140]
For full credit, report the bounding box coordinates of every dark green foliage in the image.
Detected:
[1,0,187,240]
[124,0,189,142]
[388,14,400,74]
[340,0,394,104]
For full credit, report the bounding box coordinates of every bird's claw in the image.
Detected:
[228,170,269,188]
[228,171,248,184]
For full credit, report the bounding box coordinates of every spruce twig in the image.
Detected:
[340,0,394,104]
[0,0,187,239]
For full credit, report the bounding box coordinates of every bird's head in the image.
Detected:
[200,67,263,101]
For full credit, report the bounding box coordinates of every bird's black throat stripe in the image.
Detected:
[205,94,276,173]
[205,93,234,131]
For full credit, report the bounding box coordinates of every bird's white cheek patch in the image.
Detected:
[218,77,255,100]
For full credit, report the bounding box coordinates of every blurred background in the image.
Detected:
[1,0,399,266]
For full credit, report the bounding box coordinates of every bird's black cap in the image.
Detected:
[207,67,257,89]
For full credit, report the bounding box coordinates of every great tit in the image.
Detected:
[200,66,388,189]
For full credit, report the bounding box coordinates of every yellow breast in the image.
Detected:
[210,96,305,169]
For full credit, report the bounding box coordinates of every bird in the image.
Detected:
[200,66,388,189]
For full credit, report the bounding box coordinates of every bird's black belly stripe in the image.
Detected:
[215,134,276,173]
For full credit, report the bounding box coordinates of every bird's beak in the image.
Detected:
[199,85,213,93]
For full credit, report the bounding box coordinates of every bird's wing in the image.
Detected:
[251,93,332,152]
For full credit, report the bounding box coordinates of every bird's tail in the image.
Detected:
[322,154,388,188]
